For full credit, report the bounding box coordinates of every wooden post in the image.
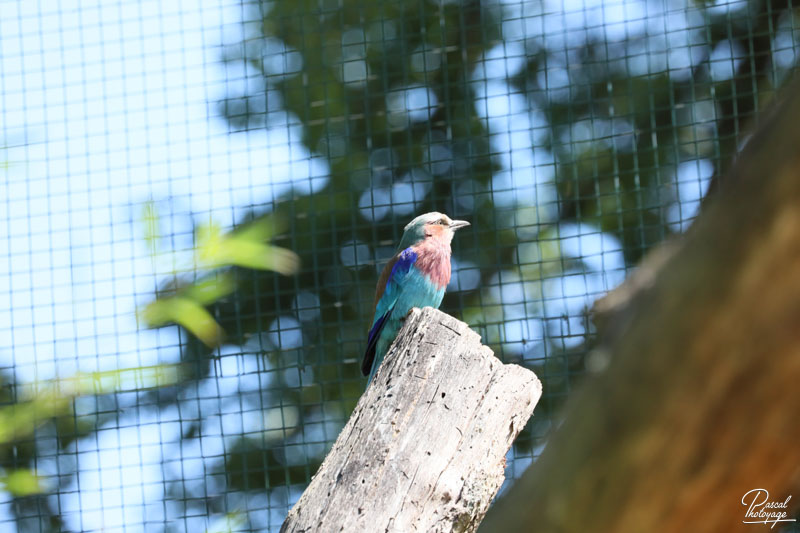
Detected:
[281,307,541,533]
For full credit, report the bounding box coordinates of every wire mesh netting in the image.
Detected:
[1,0,798,531]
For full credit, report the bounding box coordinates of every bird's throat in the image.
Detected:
[412,239,452,289]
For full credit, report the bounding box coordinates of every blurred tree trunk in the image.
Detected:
[479,77,800,533]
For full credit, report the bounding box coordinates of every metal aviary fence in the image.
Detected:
[0,0,797,531]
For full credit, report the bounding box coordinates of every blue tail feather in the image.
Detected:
[362,309,391,377]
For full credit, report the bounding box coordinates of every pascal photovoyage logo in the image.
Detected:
[742,489,796,529]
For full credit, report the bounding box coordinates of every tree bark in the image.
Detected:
[479,77,800,533]
[281,307,541,533]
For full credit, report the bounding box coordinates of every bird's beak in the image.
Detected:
[449,219,470,230]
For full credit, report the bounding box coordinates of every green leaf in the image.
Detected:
[196,219,300,274]
[0,469,49,497]
[234,217,281,242]
[140,295,226,347]
[0,394,71,444]
[140,216,299,345]
[183,275,236,305]
[220,241,300,274]
[67,365,181,395]
[0,365,179,445]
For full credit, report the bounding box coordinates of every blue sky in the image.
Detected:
[0,0,779,530]
[0,1,323,529]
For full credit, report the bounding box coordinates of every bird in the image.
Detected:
[362,212,470,383]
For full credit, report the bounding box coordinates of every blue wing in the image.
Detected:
[361,248,417,376]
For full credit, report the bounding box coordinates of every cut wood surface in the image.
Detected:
[479,77,800,533]
[281,307,541,533]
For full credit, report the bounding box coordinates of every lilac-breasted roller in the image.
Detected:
[362,212,470,382]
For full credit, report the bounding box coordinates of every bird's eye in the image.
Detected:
[439,219,447,225]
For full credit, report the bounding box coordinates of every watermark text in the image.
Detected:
[742,489,795,529]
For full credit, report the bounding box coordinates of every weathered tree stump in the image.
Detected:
[281,307,541,533]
